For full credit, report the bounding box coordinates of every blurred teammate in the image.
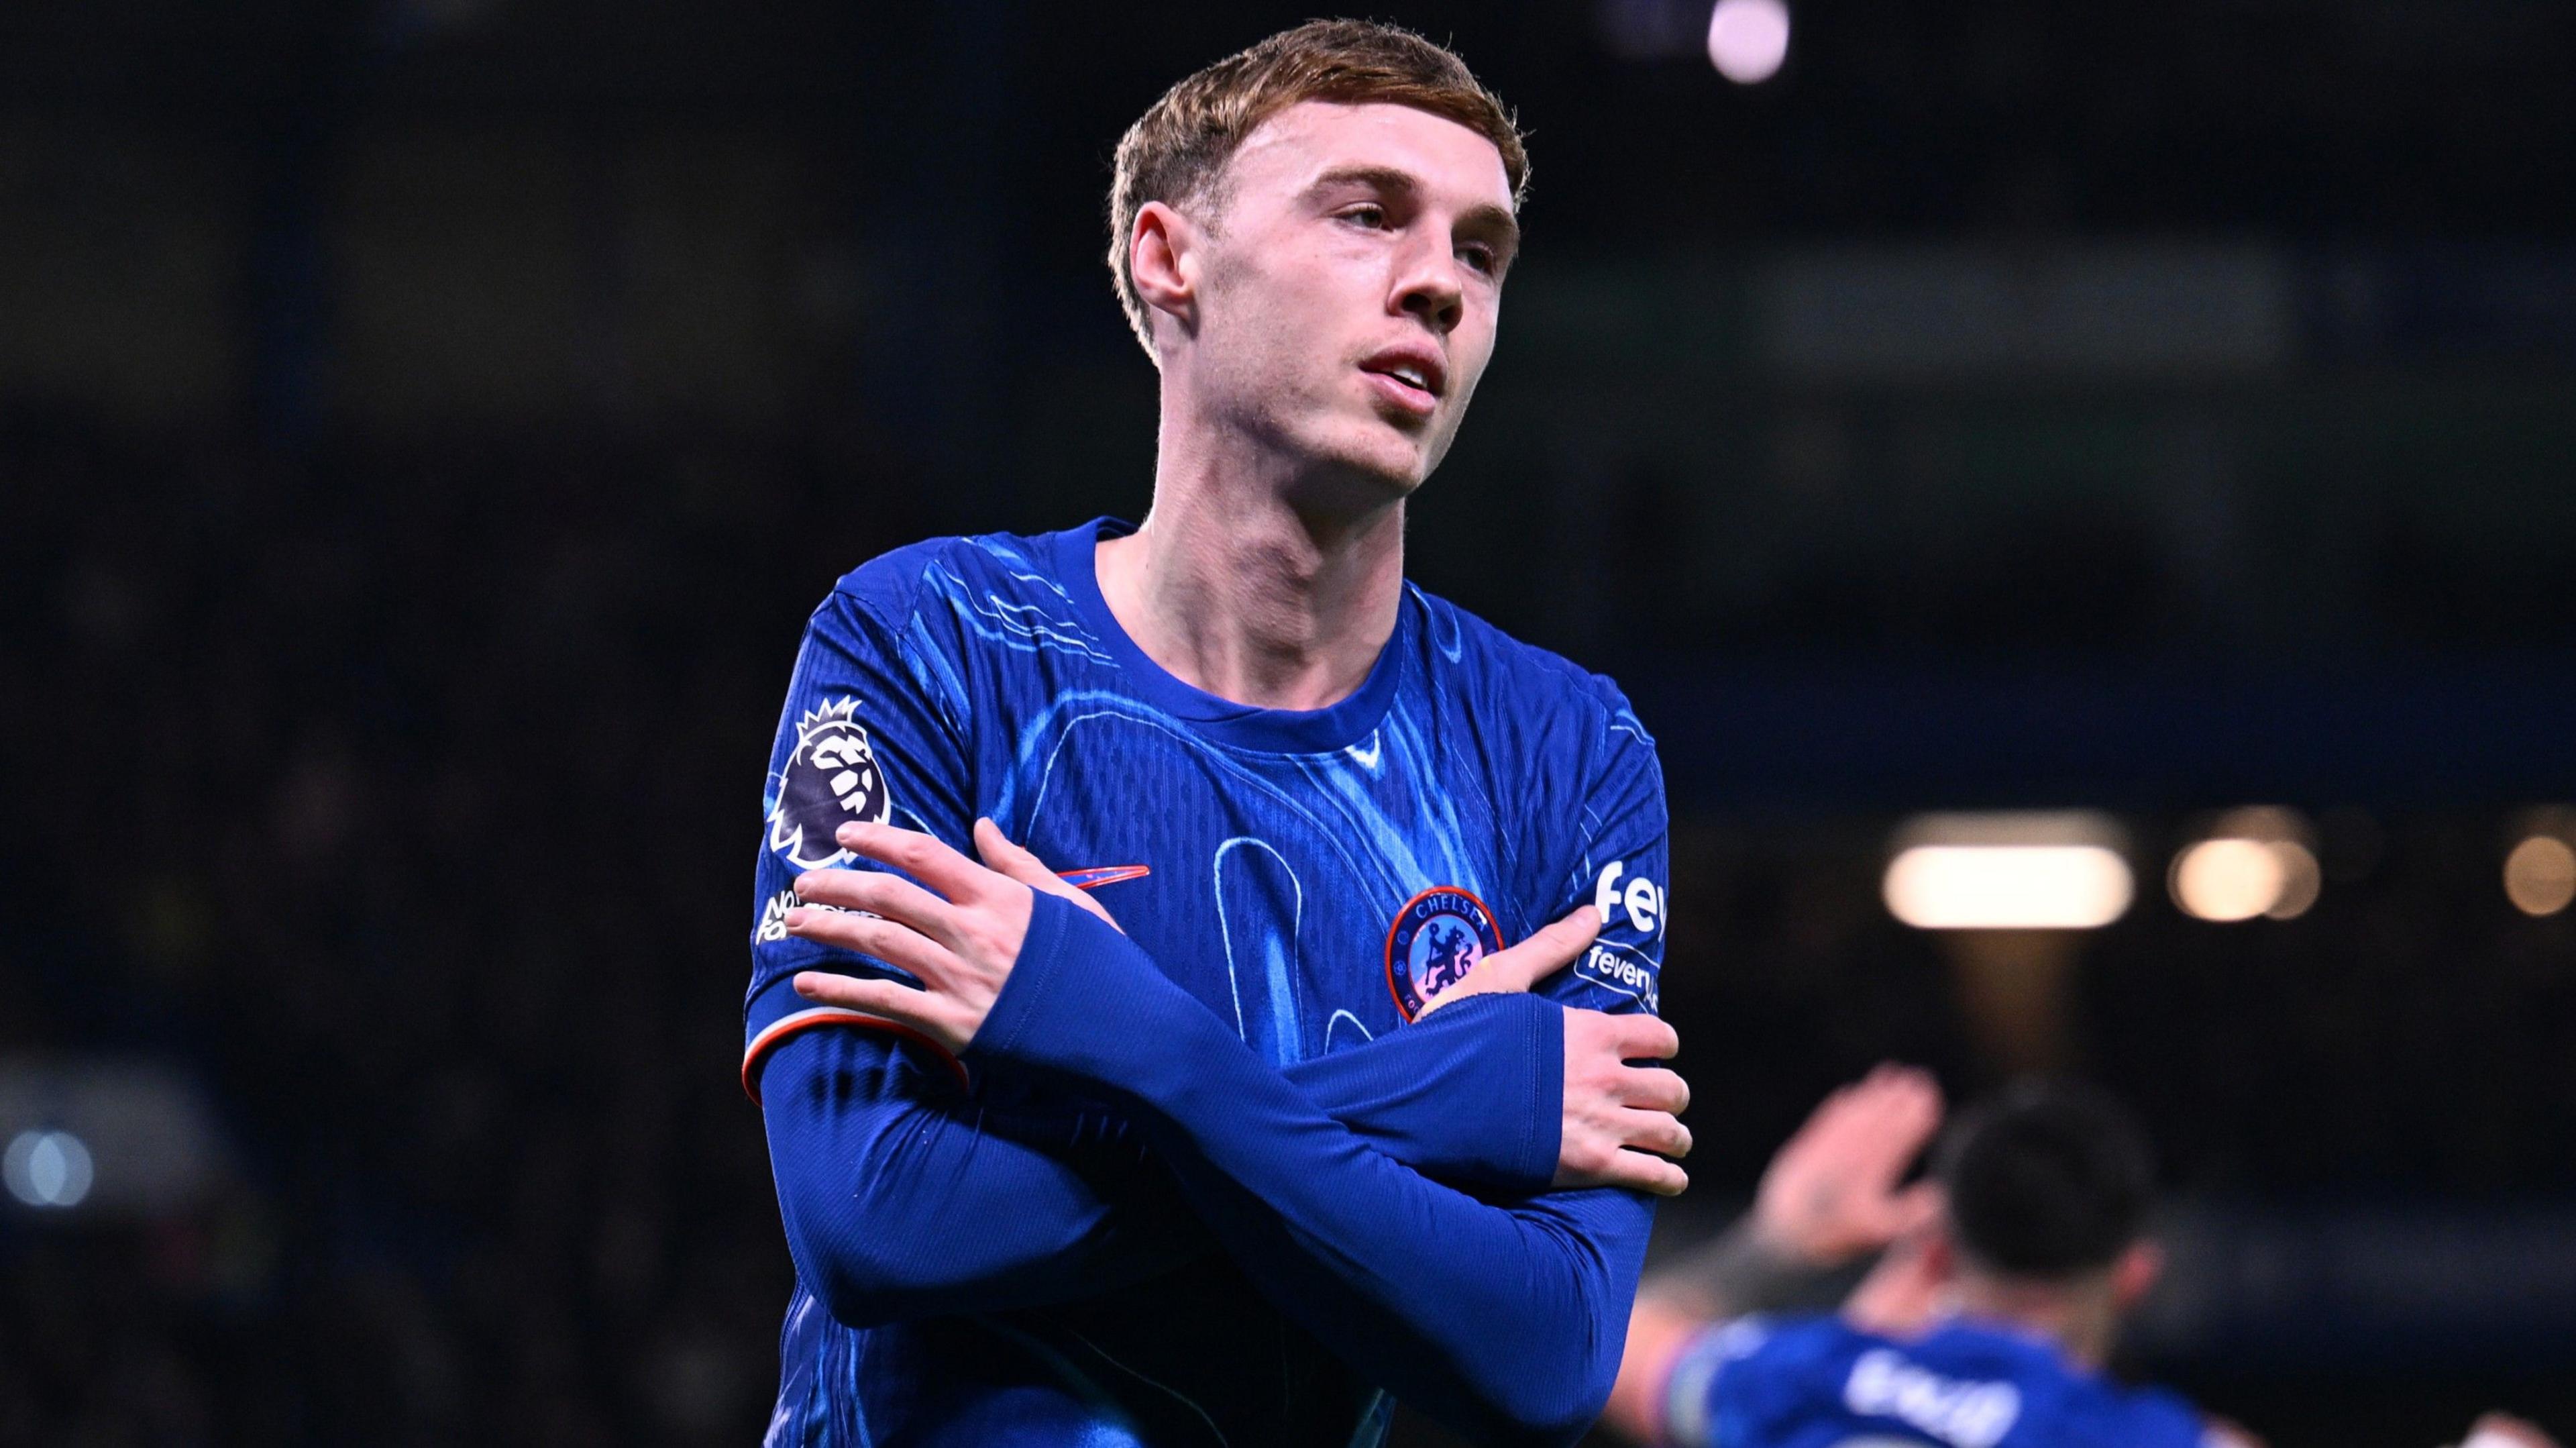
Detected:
[1603,1070,2237,1446]
[741,20,1686,1447]
[1605,1068,2561,1448]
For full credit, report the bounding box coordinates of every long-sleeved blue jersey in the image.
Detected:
[743,519,1671,1446]
[1658,1314,2214,1448]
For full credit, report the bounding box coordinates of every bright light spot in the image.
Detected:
[2172,809,2324,922]
[3,1130,95,1208]
[2171,837,2285,922]
[1707,0,1790,83]
[2506,835,2576,917]
[1884,845,2134,930]
[2263,841,2322,920]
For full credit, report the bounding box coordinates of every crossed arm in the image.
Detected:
[759,980,1597,1321]
[773,818,1688,1443]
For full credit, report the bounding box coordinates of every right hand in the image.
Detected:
[1751,1062,1943,1267]
[1424,905,1692,1198]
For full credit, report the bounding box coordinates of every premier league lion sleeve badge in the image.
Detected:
[766,697,894,870]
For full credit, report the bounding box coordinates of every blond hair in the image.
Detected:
[1105,19,1529,359]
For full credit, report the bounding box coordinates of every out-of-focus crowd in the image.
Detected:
[0,411,914,1444]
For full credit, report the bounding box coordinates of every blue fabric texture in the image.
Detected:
[749,521,1670,1446]
[1662,1314,2212,1448]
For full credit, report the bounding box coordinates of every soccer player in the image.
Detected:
[1597,1066,2565,1432]
[1605,1071,2563,1448]
[742,21,1687,1447]
[1606,1072,2237,1447]
[1606,1071,2239,1446]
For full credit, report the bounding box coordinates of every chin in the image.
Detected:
[1305,421,1436,499]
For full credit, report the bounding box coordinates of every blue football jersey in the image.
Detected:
[1662,1314,2213,1448]
[744,520,1670,1445]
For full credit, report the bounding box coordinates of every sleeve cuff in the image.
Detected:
[740,973,968,1103]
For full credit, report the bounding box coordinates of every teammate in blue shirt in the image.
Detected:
[1611,1073,2568,1448]
[1605,1072,2237,1448]
[742,21,1690,1447]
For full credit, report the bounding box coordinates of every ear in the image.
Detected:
[1842,1220,1955,1336]
[1128,201,1201,340]
[2110,1239,2163,1313]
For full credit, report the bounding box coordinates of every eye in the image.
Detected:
[1459,244,1499,277]
[1339,203,1387,229]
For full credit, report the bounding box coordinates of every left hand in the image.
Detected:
[1750,1063,1944,1268]
[785,819,1051,1053]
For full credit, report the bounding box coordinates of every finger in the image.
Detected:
[1599,1149,1690,1198]
[1419,906,1599,1015]
[1489,904,1600,986]
[837,821,1006,905]
[785,907,963,985]
[1613,1013,1680,1062]
[791,968,918,1015]
[1616,1106,1693,1160]
[790,970,970,1053]
[1617,1064,1691,1115]
[973,818,1120,931]
[793,868,967,947]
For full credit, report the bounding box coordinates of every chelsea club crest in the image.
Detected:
[766,696,892,870]
[1384,886,1506,1021]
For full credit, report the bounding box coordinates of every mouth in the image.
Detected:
[1360,350,1446,417]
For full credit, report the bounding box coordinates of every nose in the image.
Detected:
[1392,238,1466,336]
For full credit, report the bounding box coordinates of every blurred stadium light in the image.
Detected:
[1882,811,2133,931]
[3,1130,94,1208]
[0,1059,223,1218]
[1706,0,1790,84]
[2170,807,2322,923]
[2505,815,2576,916]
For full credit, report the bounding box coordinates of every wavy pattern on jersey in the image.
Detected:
[751,523,1666,1448]
[922,547,1117,666]
[1215,837,1307,1066]
[1003,694,1496,913]
[1285,704,1492,919]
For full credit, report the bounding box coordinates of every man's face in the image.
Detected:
[1176,100,1519,497]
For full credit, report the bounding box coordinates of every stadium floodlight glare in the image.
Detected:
[2506,835,2576,917]
[3,1129,94,1209]
[1707,0,1790,83]
[2170,839,2282,923]
[1882,813,2134,931]
[2170,807,2321,923]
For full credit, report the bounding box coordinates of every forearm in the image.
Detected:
[1642,1214,1855,1323]
[761,1023,1209,1325]
[969,895,1652,1443]
[757,978,1558,1325]
[1281,991,1561,1192]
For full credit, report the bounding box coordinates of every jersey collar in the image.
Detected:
[1050,517,1411,756]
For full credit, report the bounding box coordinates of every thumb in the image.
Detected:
[973,818,1122,932]
[1419,904,1599,1016]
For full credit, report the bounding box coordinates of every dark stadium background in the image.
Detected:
[4,2,2575,1443]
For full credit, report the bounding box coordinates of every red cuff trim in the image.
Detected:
[740,1006,971,1103]
[1059,864,1151,890]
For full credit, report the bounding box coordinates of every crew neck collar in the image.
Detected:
[1049,517,1409,756]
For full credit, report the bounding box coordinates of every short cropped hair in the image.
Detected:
[1105,19,1530,360]
[1934,1080,2155,1280]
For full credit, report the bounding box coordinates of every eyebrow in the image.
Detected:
[1303,164,1522,268]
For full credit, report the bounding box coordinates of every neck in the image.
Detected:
[1093,396,1410,711]
[1945,1274,2118,1370]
